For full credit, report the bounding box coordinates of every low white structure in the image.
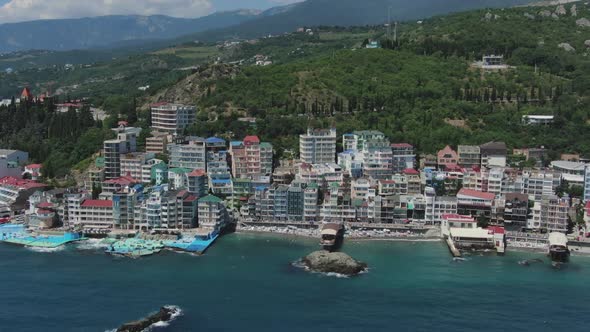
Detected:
[522,115,554,125]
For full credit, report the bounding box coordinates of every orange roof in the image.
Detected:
[21,87,33,99]
[189,169,206,177]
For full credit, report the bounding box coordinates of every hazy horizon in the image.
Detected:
[0,0,304,24]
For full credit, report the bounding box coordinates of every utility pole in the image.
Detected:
[387,6,392,40]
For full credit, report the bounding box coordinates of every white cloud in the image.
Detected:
[0,0,213,24]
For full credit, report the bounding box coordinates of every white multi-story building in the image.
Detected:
[73,199,115,229]
[198,195,229,232]
[296,163,344,184]
[120,153,156,183]
[150,103,196,134]
[168,137,207,171]
[523,170,560,201]
[425,187,458,225]
[391,143,416,174]
[299,128,337,164]
[527,195,569,232]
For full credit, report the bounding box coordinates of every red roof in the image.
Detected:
[26,164,42,169]
[243,135,260,144]
[37,202,54,208]
[380,180,396,184]
[445,164,464,172]
[189,169,206,177]
[442,214,476,222]
[81,200,113,208]
[37,209,54,215]
[0,176,46,190]
[104,176,137,186]
[184,195,198,203]
[457,188,496,200]
[487,226,505,235]
[391,143,413,148]
[403,168,419,175]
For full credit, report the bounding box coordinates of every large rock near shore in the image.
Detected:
[302,251,367,276]
[117,306,179,332]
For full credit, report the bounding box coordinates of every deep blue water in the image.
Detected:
[0,234,588,332]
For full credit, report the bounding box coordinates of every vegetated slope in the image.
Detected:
[180,3,590,157]
[0,10,260,52]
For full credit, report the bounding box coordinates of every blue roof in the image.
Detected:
[212,179,232,184]
[230,141,243,146]
[206,137,226,144]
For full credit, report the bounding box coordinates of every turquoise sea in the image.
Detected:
[0,233,588,332]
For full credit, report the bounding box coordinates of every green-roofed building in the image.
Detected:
[168,167,192,190]
[151,162,168,185]
[198,195,229,232]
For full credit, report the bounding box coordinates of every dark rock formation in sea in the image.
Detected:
[301,251,367,276]
[117,306,180,332]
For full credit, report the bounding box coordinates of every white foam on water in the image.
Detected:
[107,306,183,332]
[76,239,108,251]
[26,246,65,253]
[291,260,368,279]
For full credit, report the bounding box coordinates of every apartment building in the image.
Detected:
[104,126,138,179]
[299,128,337,164]
[150,103,196,134]
[457,145,481,168]
[168,136,207,171]
[391,143,416,174]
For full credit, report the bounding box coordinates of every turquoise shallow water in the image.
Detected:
[0,234,588,332]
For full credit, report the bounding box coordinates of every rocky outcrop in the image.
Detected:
[585,40,590,48]
[524,13,536,20]
[117,306,180,332]
[301,251,367,276]
[576,18,590,27]
[141,63,241,108]
[555,5,567,15]
[558,43,576,52]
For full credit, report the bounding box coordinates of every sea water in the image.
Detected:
[0,233,588,332]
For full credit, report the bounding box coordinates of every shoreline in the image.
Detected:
[236,228,590,257]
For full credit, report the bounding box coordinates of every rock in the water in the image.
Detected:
[301,251,367,276]
[576,18,590,27]
[558,43,576,52]
[117,306,180,332]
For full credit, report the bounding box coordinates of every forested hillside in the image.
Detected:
[2,2,590,179]
[185,2,590,158]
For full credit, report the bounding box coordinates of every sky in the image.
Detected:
[0,0,303,24]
